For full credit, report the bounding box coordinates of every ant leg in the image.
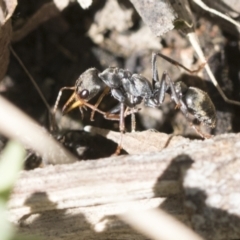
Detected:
[124,107,136,132]
[103,102,125,155]
[129,96,136,132]
[151,51,158,86]
[103,105,140,121]
[115,103,125,155]
[83,101,109,116]
[119,103,125,133]
[60,91,109,118]
[131,109,136,132]
[104,88,128,121]
[152,54,181,107]
[161,74,212,138]
[152,52,214,138]
[164,72,182,107]
[101,104,125,155]
[191,124,212,139]
[124,107,140,117]
[104,103,121,121]
[90,87,110,121]
[152,52,205,74]
[152,53,174,105]
[152,55,187,113]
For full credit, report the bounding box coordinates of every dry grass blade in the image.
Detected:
[119,208,204,240]
[188,32,240,106]
[0,96,77,164]
[192,0,240,30]
[10,46,52,114]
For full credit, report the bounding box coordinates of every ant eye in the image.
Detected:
[80,89,89,99]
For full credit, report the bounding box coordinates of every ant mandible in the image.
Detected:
[53,52,216,153]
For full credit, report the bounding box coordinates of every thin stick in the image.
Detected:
[10,46,53,112]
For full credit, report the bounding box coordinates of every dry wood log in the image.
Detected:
[8,132,240,240]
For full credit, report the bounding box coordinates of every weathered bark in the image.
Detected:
[9,133,240,240]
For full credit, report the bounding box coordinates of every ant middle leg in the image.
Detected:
[125,107,136,132]
[151,53,182,108]
[102,102,126,155]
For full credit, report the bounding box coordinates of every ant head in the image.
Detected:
[75,68,104,102]
[60,68,105,115]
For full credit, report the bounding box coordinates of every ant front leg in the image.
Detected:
[54,85,110,120]
[90,87,110,121]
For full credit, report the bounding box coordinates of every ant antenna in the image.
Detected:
[53,86,75,115]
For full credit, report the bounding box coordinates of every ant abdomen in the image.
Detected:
[184,87,216,128]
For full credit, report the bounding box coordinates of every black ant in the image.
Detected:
[54,52,216,153]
